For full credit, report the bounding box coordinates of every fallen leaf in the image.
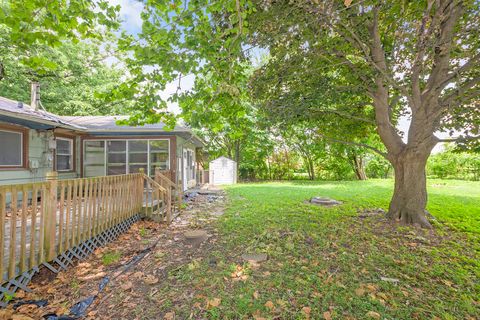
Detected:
[252,310,266,320]
[121,281,133,291]
[144,275,159,285]
[79,272,106,281]
[264,300,274,310]
[366,311,381,319]
[355,287,365,296]
[164,312,175,320]
[207,298,221,309]
[344,0,353,7]
[253,291,259,299]
[12,315,35,320]
[302,306,312,315]
[323,311,332,320]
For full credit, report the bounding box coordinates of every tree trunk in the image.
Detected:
[387,150,432,228]
[352,155,368,180]
[309,159,315,180]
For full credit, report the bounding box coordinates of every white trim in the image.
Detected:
[55,137,74,171]
[0,129,24,167]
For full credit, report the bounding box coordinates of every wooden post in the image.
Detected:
[166,187,172,223]
[45,171,58,261]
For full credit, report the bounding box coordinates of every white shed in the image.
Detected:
[209,156,237,185]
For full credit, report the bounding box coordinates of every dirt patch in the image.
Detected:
[4,192,227,319]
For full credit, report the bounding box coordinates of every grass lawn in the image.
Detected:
[170,179,479,319]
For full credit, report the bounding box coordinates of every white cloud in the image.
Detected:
[108,0,144,32]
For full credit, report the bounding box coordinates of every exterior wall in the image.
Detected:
[0,127,53,185]
[209,157,237,185]
[0,126,201,189]
[176,136,197,189]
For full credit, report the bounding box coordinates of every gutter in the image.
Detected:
[0,110,86,131]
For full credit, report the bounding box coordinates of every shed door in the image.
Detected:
[215,159,231,184]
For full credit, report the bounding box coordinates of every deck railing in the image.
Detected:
[0,172,168,285]
[154,169,183,212]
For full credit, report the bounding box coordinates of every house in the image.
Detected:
[0,95,204,191]
[209,156,237,185]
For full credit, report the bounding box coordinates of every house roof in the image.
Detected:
[58,115,188,132]
[0,96,83,130]
[59,116,205,147]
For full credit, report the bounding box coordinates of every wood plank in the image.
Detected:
[0,188,6,281]
[65,181,72,251]
[38,185,46,264]
[9,186,17,279]
[58,181,65,254]
[92,178,98,236]
[29,186,38,269]
[19,186,27,272]
[45,172,58,261]
[83,178,90,241]
[71,179,78,247]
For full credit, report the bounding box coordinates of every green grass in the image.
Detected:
[101,251,121,266]
[168,179,480,319]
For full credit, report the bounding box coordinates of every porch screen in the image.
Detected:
[149,140,169,176]
[84,141,105,177]
[107,140,127,175]
[84,139,169,177]
[128,140,148,174]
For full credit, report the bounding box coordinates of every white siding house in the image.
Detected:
[209,156,237,185]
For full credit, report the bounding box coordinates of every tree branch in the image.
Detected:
[422,1,464,104]
[436,134,480,143]
[440,76,480,107]
[368,6,405,154]
[316,132,388,159]
[437,53,480,90]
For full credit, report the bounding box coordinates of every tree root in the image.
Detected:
[387,208,433,229]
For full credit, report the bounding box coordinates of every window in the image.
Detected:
[84,140,105,177]
[107,140,127,175]
[0,129,24,167]
[128,140,148,174]
[83,139,170,177]
[56,138,73,171]
[149,140,169,176]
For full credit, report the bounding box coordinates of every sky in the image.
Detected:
[109,0,450,153]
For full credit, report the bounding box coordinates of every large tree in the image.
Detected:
[248,0,480,227]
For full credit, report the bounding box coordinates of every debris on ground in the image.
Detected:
[241,253,268,263]
[358,208,386,218]
[184,230,208,247]
[5,191,226,319]
[307,197,342,206]
[380,277,400,284]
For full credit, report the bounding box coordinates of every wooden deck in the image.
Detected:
[0,172,172,284]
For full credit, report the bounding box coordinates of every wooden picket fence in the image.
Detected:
[0,172,169,285]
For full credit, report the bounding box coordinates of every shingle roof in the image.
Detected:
[58,115,189,132]
[0,96,83,130]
